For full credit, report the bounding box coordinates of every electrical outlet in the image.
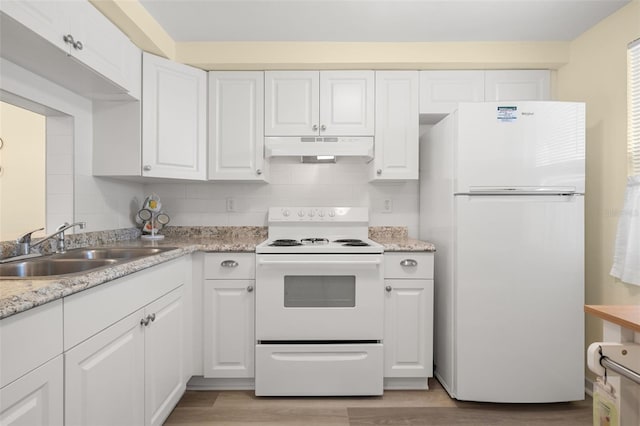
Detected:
[383,199,393,213]
[226,198,236,212]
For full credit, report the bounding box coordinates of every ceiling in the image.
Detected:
[138,0,630,43]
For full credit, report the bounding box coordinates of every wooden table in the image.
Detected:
[585,305,640,426]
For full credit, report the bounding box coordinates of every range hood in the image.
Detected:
[264,136,374,160]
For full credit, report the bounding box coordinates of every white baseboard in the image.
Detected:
[187,376,255,391]
[383,377,429,390]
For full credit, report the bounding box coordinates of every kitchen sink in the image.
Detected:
[0,246,178,279]
[0,258,118,278]
[52,247,174,260]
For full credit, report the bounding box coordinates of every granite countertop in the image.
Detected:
[1,226,435,319]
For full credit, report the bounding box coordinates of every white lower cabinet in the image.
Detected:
[65,309,146,426]
[384,252,434,389]
[0,355,63,426]
[203,279,255,378]
[145,288,185,426]
[203,253,255,381]
[65,286,184,426]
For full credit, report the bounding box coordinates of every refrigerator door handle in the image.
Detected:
[455,189,580,196]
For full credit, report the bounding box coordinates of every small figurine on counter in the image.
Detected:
[137,194,170,240]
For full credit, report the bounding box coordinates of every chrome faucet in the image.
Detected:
[16,227,45,255]
[29,221,87,253]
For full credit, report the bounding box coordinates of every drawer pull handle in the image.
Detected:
[221,260,239,268]
[385,285,393,292]
[400,259,418,267]
[247,285,254,292]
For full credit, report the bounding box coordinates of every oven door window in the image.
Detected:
[284,276,356,307]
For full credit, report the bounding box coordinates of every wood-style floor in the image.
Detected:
[164,379,592,425]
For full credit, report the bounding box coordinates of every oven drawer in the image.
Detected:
[384,252,434,279]
[255,343,383,396]
[204,253,255,279]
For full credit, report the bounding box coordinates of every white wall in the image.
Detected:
[146,157,420,237]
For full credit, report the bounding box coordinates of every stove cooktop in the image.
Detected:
[258,237,383,254]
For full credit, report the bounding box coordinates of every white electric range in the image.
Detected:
[254,207,385,396]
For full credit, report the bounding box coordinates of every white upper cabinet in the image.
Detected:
[265,70,374,136]
[372,71,419,181]
[484,70,551,101]
[142,53,207,180]
[209,71,267,181]
[419,70,551,121]
[419,71,484,115]
[0,0,141,99]
[320,71,375,136]
[265,71,319,136]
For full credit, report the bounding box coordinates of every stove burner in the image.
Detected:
[334,239,364,244]
[269,239,302,247]
[301,238,329,245]
[343,242,370,247]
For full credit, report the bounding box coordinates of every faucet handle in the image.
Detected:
[16,227,45,244]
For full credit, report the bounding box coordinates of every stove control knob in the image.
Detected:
[318,210,325,218]
[328,210,336,217]
[282,209,290,217]
[298,210,305,217]
[308,210,315,217]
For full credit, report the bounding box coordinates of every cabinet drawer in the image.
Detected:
[0,299,63,388]
[204,253,255,279]
[384,252,434,279]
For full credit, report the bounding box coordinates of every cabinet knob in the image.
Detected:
[256,169,262,175]
[385,285,393,292]
[400,259,418,267]
[312,124,318,131]
[148,313,156,322]
[140,317,150,326]
[221,260,239,268]
[247,285,254,292]
[320,124,327,131]
[143,165,152,171]
[63,34,75,45]
[73,40,83,50]
[377,169,382,175]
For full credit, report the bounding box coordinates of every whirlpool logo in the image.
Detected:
[521,112,535,116]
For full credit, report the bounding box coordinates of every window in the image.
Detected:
[610,38,640,286]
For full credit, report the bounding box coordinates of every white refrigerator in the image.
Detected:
[419,101,585,403]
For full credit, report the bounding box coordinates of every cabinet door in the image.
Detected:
[142,52,207,180]
[204,279,255,378]
[209,71,266,181]
[265,71,319,136]
[384,279,433,378]
[484,70,551,101]
[372,71,419,180]
[320,70,375,136]
[0,0,69,52]
[65,309,145,426]
[144,287,185,426]
[419,70,484,115]
[0,356,63,426]
[67,1,139,97]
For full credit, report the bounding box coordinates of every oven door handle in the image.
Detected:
[257,259,382,266]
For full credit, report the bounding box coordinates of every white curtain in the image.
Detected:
[611,177,640,285]
[610,39,640,286]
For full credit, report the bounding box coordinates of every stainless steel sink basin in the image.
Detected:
[52,247,175,260]
[0,246,178,279]
[0,259,118,278]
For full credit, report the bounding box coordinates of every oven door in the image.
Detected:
[256,254,384,341]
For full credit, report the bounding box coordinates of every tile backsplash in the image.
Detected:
[144,158,420,237]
